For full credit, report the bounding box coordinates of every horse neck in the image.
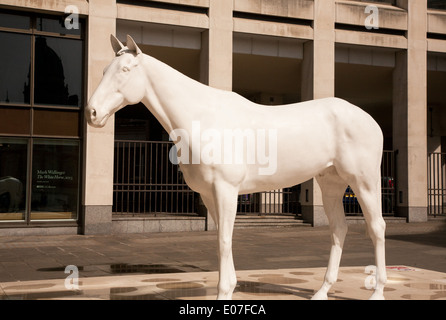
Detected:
[140,54,212,135]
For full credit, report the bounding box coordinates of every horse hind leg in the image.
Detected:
[312,167,348,300]
[350,174,387,300]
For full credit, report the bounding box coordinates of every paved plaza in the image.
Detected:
[0,218,445,300]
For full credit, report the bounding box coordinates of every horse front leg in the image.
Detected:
[201,194,218,229]
[212,181,239,300]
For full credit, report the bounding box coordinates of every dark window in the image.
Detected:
[31,139,79,220]
[34,36,83,107]
[37,15,82,36]
[428,0,446,10]
[115,103,168,141]
[0,12,30,30]
[0,32,31,104]
[0,10,84,224]
[0,138,27,221]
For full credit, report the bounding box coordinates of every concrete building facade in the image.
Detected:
[0,0,445,235]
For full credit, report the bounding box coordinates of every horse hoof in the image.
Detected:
[217,292,233,300]
[369,292,385,300]
[311,291,328,300]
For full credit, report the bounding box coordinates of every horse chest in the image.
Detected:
[179,163,248,193]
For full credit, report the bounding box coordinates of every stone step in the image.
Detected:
[235,215,311,229]
[234,215,407,229]
[346,216,407,224]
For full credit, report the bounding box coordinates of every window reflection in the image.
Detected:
[32,36,82,107]
[0,138,27,221]
[31,139,79,220]
[0,32,31,104]
[37,16,82,36]
[0,12,30,30]
[429,0,446,10]
[0,10,83,224]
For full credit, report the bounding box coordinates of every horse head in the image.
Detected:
[86,34,147,128]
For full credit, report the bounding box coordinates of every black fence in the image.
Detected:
[343,150,396,216]
[113,141,396,217]
[237,186,301,216]
[113,140,196,215]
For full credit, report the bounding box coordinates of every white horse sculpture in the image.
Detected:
[86,35,387,300]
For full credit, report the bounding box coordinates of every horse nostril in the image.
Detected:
[91,109,97,118]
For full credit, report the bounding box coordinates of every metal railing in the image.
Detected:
[343,150,396,216]
[428,152,446,217]
[113,141,396,217]
[113,140,301,217]
[237,186,301,216]
[113,140,196,215]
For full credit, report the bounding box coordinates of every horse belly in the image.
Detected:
[239,133,336,194]
[240,159,332,194]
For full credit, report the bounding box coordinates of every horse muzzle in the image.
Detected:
[85,105,109,128]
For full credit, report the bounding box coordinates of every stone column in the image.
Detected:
[200,0,233,230]
[393,0,428,222]
[200,0,233,91]
[82,0,117,234]
[299,0,335,226]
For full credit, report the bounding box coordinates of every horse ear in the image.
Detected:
[126,35,142,55]
[110,34,124,54]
